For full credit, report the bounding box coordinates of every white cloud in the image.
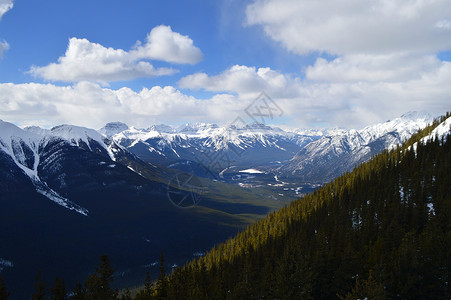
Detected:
[234,0,451,127]
[132,25,203,64]
[0,0,13,58]
[0,39,8,57]
[0,82,244,129]
[179,60,451,128]
[305,53,441,83]
[246,0,451,55]
[2,58,450,130]
[29,38,176,82]
[29,25,202,82]
[179,65,298,98]
[0,0,13,20]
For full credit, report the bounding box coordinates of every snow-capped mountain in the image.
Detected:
[277,112,433,182]
[1,120,292,299]
[0,121,127,215]
[101,112,433,180]
[101,122,321,176]
[98,121,130,137]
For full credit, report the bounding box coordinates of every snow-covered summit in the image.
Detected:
[51,124,106,146]
[400,111,432,121]
[359,111,432,148]
[99,122,129,138]
[0,120,90,215]
[148,124,175,133]
[176,123,220,134]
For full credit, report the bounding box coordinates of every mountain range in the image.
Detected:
[101,111,432,182]
[0,111,436,298]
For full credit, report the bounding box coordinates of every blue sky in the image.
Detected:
[0,0,450,129]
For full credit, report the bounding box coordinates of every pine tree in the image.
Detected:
[50,277,66,300]
[155,251,167,299]
[0,276,10,300]
[84,254,117,300]
[144,271,153,297]
[31,270,46,300]
[134,271,153,300]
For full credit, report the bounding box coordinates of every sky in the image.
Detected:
[0,0,450,130]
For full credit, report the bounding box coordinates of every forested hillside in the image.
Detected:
[1,114,448,299]
[155,113,450,299]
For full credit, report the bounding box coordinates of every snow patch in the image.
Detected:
[239,168,264,174]
[33,178,89,216]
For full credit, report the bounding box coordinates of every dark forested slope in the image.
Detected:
[156,114,450,299]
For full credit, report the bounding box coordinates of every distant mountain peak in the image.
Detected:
[176,123,219,133]
[147,124,175,133]
[400,111,432,121]
[99,122,129,137]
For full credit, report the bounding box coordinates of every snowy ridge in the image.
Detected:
[421,115,451,142]
[278,111,433,181]
[0,120,41,178]
[359,111,432,149]
[106,121,320,155]
[50,124,116,161]
[411,115,451,151]
[0,120,117,216]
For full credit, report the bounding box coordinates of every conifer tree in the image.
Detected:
[0,276,10,300]
[84,254,117,300]
[155,251,167,299]
[50,277,66,300]
[134,272,153,300]
[31,270,46,300]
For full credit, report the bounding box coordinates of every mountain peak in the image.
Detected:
[176,123,219,133]
[147,124,175,133]
[99,122,129,137]
[51,124,107,147]
[400,111,432,121]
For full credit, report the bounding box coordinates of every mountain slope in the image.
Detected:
[277,112,432,182]
[0,121,287,299]
[156,113,450,299]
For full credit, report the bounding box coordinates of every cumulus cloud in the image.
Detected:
[2,58,450,130]
[231,0,451,127]
[132,25,203,64]
[305,53,442,83]
[179,65,298,98]
[29,38,176,82]
[29,25,202,82]
[0,82,243,129]
[246,0,451,55]
[179,60,451,128]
